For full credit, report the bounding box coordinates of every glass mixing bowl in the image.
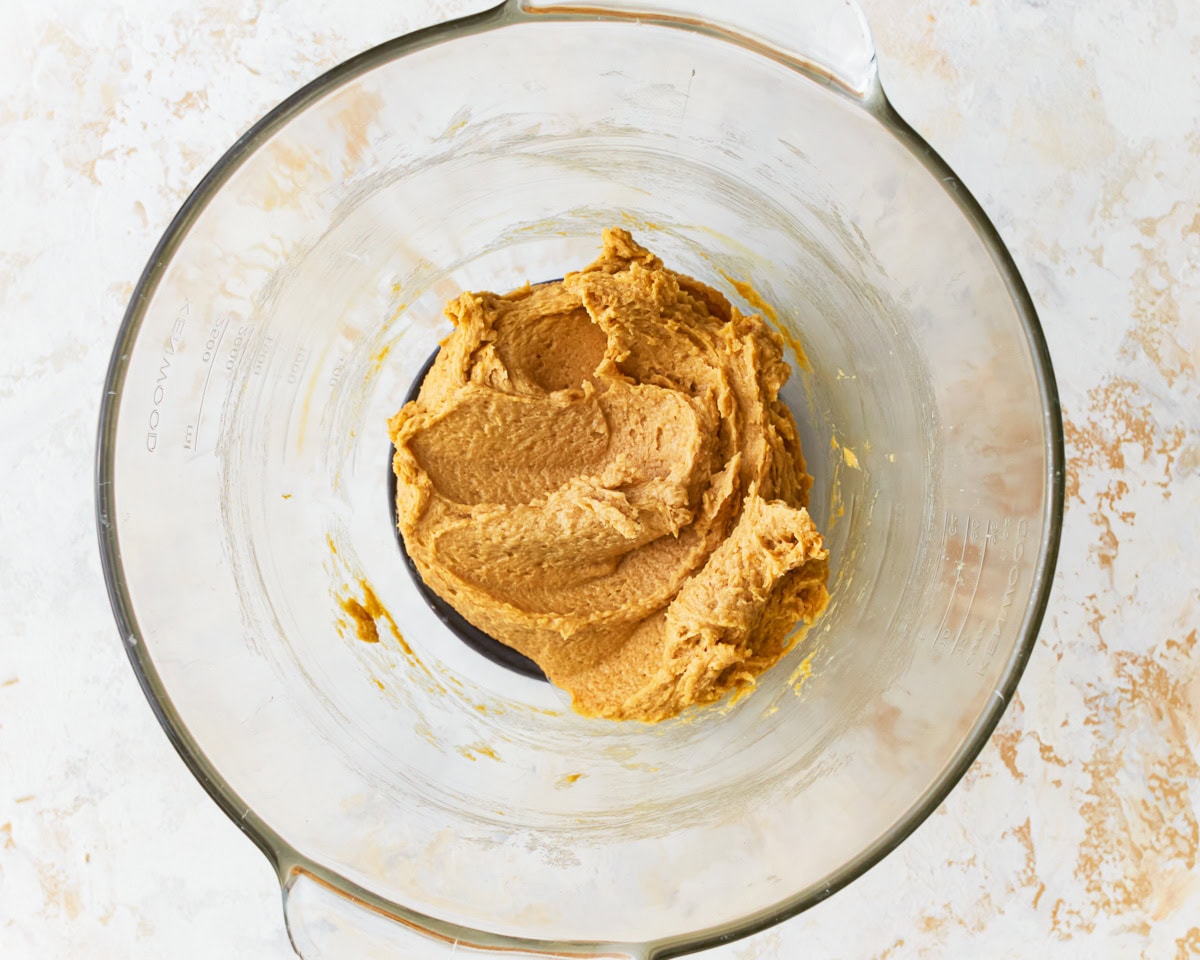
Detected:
[96,0,1064,956]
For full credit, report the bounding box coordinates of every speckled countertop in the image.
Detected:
[2,0,1197,956]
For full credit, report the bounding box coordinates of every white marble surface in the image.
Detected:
[2,0,1198,956]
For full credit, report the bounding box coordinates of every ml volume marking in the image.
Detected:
[185,314,232,452]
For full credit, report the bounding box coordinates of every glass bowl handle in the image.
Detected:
[285,870,645,960]
[510,0,879,98]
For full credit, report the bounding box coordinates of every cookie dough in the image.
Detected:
[389,229,829,721]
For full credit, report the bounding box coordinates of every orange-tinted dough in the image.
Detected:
[389,229,828,721]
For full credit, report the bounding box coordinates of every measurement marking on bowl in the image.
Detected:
[952,521,990,650]
[932,512,972,645]
[186,314,231,451]
[982,518,1030,669]
[279,341,314,445]
[251,335,275,376]
[931,515,1031,671]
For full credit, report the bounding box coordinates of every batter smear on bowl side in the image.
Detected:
[389,228,829,721]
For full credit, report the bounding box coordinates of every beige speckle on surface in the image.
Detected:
[0,0,1196,957]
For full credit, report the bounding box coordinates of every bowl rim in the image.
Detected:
[95,3,1066,956]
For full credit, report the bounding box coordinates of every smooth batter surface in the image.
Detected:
[389,229,829,721]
